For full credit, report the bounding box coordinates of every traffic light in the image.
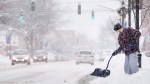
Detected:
[67,39,70,44]
[91,10,94,20]
[31,1,35,11]
[104,42,107,45]
[78,4,81,15]
[19,11,24,20]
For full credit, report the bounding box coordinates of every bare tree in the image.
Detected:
[130,0,150,29]
[0,0,65,34]
[99,15,118,50]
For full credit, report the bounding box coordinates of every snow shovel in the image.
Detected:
[90,55,113,77]
[90,42,138,77]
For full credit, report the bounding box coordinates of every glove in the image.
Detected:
[131,39,138,45]
[112,50,118,56]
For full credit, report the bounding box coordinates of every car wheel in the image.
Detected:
[28,62,30,65]
[76,62,79,65]
[11,62,15,65]
[46,60,48,63]
[91,63,94,65]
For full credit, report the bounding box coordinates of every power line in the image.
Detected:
[55,0,120,4]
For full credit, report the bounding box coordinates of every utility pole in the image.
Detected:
[135,0,142,68]
[30,0,35,57]
[136,0,139,30]
[121,0,126,27]
[78,3,81,15]
[31,30,33,57]
[122,1,125,27]
[128,0,131,27]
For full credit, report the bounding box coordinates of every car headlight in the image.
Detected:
[12,57,16,60]
[25,57,29,60]
[43,56,47,59]
[33,57,37,59]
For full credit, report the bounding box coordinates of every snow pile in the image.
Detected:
[90,53,150,84]
[0,55,10,65]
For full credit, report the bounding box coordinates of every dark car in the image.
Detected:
[33,50,48,63]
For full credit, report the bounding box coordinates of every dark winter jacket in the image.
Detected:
[117,27,141,56]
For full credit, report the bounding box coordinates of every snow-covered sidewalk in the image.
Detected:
[0,55,10,65]
[88,53,150,84]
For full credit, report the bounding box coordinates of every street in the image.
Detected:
[0,53,150,84]
[0,55,104,84]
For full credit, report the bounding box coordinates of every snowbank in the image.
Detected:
[0,55,10,65]
[90,53,150,84]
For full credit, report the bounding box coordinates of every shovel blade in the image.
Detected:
[90,68,110,77]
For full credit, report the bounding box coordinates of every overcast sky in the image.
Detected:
[56,0,121,40]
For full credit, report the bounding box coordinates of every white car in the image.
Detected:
[11,49,30,65]
[99,50,113,61]
[47,51,59,61]
[76,50,94,65]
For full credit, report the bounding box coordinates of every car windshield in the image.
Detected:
[14,50,28,55]
[79,51,92,55]
[34,51,46,55]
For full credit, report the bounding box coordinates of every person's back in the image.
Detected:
[118,27,141,56]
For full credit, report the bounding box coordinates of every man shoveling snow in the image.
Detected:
[112,23,141,75]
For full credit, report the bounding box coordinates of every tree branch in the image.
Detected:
[140,6,150,29]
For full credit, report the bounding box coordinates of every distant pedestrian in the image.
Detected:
[112,23,141,75]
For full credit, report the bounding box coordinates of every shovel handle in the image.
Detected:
[105,55,113,70]
[105,42,134,70]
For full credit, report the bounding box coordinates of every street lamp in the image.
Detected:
[8,28,12,59]
[24,31,29,49]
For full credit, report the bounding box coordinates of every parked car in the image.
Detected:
[99,50,113,61]
[47,51,59,61]
[76,50,94,65]
[33,50,48,63]
[11,49,30,65]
